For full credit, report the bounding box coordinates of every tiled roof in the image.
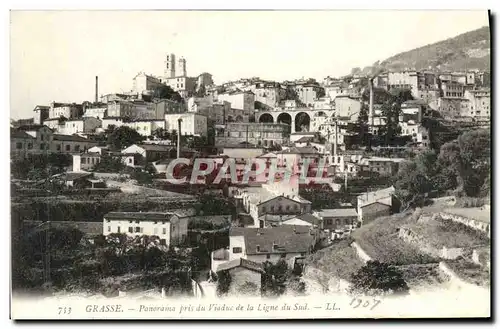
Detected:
[104,212,175,222]
[216,258,264,273]
[278,146,319,155]
[230,226,315,255]
[25,220,102,235]
[138,144,175,152]
[17,124,48,131]
[295,213,322,224]
[53,134,98,143]
[316,208,358,218]
[11,129,35,139]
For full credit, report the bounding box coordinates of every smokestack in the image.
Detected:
[95,76,99,104]
[177,118,182,159]
[369,79,374,129]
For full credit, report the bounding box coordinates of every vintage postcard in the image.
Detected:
[10,10,491,320]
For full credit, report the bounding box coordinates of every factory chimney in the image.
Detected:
[95,76,99,104]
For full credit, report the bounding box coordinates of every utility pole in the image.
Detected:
[246,124,249,147]
[177,118,182,159]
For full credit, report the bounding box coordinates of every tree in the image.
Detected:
[437,129,490,197]
[93,155,126,173]
[261,260,289,297]
[349,261,409,296]
[394,150,437,210]
[108,126,144,150]
[216,270,232,297]
[351,67,362,75]
[153,85,183,103]
[131,169,154,185]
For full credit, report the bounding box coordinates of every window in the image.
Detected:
[28,143,33,149]
[40,144,44,150]
[65,145,70,151]
[41,135,44,141]
[56,144,61,151]
[300,252,306,257]
[16,142,22,149]
[107,226,111,232]
[135,227,141,233]
[266,254,271,259]
[75,145,80,152]
[128,158,132,164]
[160,239,166,245]
[233,247,242,254]
[162,228,167,234]
[336,219,341,227]
[256,245,260,252]
[82,158,86,164]
[128,227,133,233]
[280,253,287,258]
[117,226,121,233]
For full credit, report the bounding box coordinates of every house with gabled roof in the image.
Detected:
[225,225,317,268]
[103,211,188,247]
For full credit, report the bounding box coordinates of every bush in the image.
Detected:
[349,261,410,296]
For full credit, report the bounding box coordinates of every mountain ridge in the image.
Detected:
[380,26,490,72]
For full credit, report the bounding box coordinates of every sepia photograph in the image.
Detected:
[9,9,491,320]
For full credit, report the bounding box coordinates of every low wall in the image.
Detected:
[398,227,465,260]
[351,242,372,263]
[434,212,490,238]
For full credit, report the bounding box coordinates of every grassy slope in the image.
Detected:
[351,212,439,265]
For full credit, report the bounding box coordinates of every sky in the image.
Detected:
[10,10,489,119]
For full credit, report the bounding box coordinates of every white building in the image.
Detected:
[48,102,83,119]
[83,107,107,120]
[125,120,166,137]
[72,153,102,171]
[58,117,102,135]
[164,113,207,137]
[103,212,188,247]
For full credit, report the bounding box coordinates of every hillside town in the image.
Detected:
[11,48,491,300]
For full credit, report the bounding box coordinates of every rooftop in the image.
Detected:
[53,134,98,143]
[104,212,175,222]
[11,129,35,139]
[230,225,315,255]
[316,208,358,218]
[357,186,395,207]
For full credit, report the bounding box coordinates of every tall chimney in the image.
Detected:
[369,79,374,129]
[95,76,99,104]
[177,118,182,159]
